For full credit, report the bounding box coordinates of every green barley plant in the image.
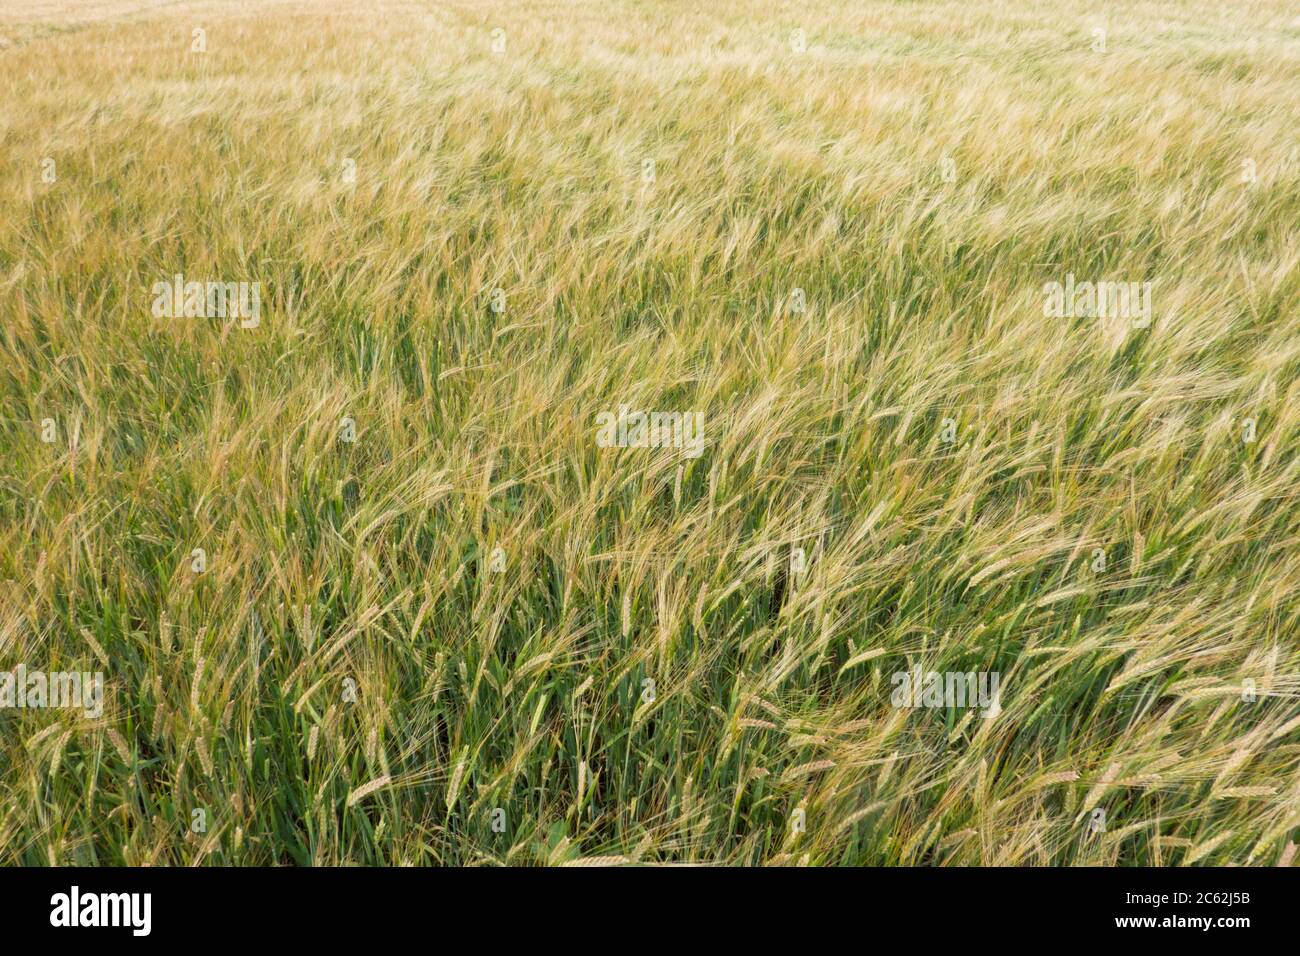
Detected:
[0,0,1297,866]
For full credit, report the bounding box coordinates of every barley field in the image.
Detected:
[0,0,1298,867]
